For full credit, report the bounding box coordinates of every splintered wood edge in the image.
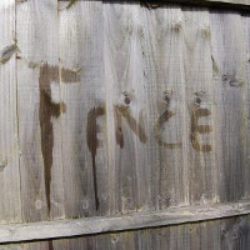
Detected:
[0,201,250,244]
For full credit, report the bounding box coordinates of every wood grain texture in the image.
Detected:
[210,11,247,202]
[7,5,250,250]
[0,214,249,249]
[103,2,158,214]
[16,0,65,221]
[183,9,218,204]
[243,15,250,200]
[143,6,189,208]
[0,0,21,223]
[0,201,247,243]
[58,0,108,218]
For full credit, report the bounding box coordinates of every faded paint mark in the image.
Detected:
[155,109,182,148]
[39,63,80,215]
[0,44,18,64]
[114,105,147,148]
[87,106,105,211]
[211,56,219,75]
[155,94,182,148]
[190,101,212,152]
[67,0,78,9]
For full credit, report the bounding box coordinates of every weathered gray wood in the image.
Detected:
[243,15,250,200]
[143,6,189,208]
[1,215,249,249]
[16,0,65,221]
[183,9,218,203]
[12,0,250,221]
[0,201,248,243]
[103,2,158,214]
[0,0,21,223]
[210,12,247,202]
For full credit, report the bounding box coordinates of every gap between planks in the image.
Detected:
[0,201,250,243]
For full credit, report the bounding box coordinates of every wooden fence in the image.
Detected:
[0,0,250,249]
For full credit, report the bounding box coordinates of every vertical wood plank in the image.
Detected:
[104,2,158,214]
[58,0,107,218]
[210,11,246,202]
[143,6,189,209]
[183,8,218,204]
[0,0,21,223]
[16,0,64,221]
[242,15,250,200]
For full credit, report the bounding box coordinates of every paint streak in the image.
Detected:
[190,103,212,152]
[87,106,105,210]
[67,0,78,9]
[211,56,219,75]
[114,105,147,148]
[39,63,80,215]
[155,109,182,148]
[0,44,18,64]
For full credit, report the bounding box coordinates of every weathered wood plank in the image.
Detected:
[103,3,153,214]
[58,0,108,218]
[210,12,246,202]
[183,9,218,204]
[143,6,189,208]
[242,15,250,201]
[16,0,64,221]
[0,0,21,223]
[0,201,248,243]
[0,214,250,249]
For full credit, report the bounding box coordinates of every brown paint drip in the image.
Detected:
[155,109,182,148]
[190,104,212,152]
[87,106,105,211]
[39,63,80,215]
[114,105,147,148]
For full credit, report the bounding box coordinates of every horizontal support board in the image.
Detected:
[0,201,250,243]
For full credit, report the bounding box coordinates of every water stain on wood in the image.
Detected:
[39,63,80,215]
[114,105,147,148]
[190,102,212,152]
[87,106,105,211]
